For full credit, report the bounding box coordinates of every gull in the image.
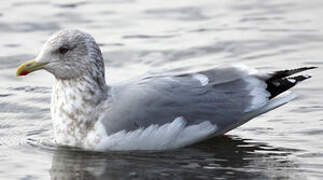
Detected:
[16,29,316,151]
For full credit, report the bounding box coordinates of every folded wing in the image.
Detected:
[101,65,315,137]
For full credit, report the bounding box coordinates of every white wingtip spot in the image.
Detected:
[288,78,296,83]
[273,81,280,86]
[192,73,209,86]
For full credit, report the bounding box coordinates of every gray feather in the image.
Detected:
[101,66,263,135]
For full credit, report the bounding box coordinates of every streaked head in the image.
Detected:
[16,29,105,80]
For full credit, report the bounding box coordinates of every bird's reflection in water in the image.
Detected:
[49,136,299,180]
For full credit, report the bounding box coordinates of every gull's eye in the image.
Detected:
[58,47,69,55]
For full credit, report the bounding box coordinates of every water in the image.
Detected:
[0,0,323,179]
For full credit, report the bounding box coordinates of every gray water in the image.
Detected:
[0,0,323,179]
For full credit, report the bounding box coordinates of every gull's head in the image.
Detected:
[16,29,105,80]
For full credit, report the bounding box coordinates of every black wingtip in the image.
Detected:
[303,66,318,70]
[266,66,316,99]
[268,66,317,81]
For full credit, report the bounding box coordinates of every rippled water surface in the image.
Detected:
[0,0,323,179]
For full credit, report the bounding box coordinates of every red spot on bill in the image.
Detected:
[19,70,29,76]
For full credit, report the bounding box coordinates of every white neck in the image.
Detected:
[51,75,108,147]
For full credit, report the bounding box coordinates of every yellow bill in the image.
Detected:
[16,59,48,76]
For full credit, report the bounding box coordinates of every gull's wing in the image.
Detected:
[100,65,314,136]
